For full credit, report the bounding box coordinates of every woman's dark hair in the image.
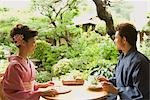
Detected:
[10,24,38,42]
[116,23,137,47]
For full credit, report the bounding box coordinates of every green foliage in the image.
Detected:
[142,14,150,32]
[0,17,19,45]
[0,46,5,59]
[90,59,116,78]
[139,39,150,59]
[0,0,149,85]
[32,40,67,71]
[99,36,118,60]
[25,17,50,39]
[69,37,117,78]
[142,24,150,32]
[140,14,150,59]
[0,0,121,82]
[95,21,106,36]
[32,0,81,43]
[48,31,118,79]
[36,71,52,82]
[31,40,51,61]
[9,44,17,55]
[0,44,12,59]
[0,7,9,12]
[51,58,72,77]
[60,69,88,80]
[32,30,118,80]
[0,60,8,73]
[31,40,59,69]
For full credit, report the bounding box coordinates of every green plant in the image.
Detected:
[36,71,52,82]
[31,40,58,69]
[99,36,118,60]
[32,40,66,71]
[0,46,5,59]
[60,69,87,80]
[51,58,72,77]
[139,39,150,59]
[0,44,12,59]
[31,40,51,60]
[0,17,19,45]
[0,59,8,73]
[95,21,106,36]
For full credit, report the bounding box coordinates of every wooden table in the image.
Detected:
[40,82,108,100]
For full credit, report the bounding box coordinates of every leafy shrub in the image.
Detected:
[36,71,52,82]
[139,39,150,59]
[99,35,119,60]
[60,69,88,80]
[89,59,116,78]
[51,58,72,77]
[25,17,50,39]
[31,40,63,71]
[48,31,118,79]
[0,7,9,12]
[31,40,58,69]
[0,46,5,59]
[0,17,19,45]
[95,21,106,36]
[0,59,8,73]
[0,44,12,59]
[31,40,51,61]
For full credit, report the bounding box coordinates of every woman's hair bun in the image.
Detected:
[10,24,38,42]
[16,24,29,32]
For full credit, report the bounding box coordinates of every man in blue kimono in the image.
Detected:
[98,23,149,100]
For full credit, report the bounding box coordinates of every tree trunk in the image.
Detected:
[93,0,115,40]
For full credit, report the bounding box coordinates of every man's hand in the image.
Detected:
[101,81,119,94]
[97,76,109,82]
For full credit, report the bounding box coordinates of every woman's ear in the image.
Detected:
[21,40,26,46]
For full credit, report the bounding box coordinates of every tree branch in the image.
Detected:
[93,0,115,40]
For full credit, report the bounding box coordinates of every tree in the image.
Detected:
[32,0,81,46]
[93,0,115,40]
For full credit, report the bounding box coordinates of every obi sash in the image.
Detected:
[23,81,35,91]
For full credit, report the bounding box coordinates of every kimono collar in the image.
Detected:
[8,55,29,69]
[121,47,137,58]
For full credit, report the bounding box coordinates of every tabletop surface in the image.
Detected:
[39,82,108,100]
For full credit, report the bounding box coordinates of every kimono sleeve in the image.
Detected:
[118,61,149,100]
[109,65,117,86]
[2,63,41,100]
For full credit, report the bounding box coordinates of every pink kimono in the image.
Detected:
[2,56,41,100]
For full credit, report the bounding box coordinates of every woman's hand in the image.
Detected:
[41,89,58,97]
[97,76,109,82]
[101,81,119,94]
[37,81,54,88]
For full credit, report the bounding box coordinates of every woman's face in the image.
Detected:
[24,36,37,55]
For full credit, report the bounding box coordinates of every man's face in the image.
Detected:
[114,31,124,51]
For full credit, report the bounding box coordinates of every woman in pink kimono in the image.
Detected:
[2,24,58,100]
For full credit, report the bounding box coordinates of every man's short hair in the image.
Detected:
[116,23,138,47]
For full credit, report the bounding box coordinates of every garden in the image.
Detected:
[0,0,149,83]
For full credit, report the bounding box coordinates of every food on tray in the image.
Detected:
[54,86,72,94]
[47,86,72,94]
[88,83,102,91]
[62,79,84,85]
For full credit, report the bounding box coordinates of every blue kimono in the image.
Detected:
[109,48,149,100]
